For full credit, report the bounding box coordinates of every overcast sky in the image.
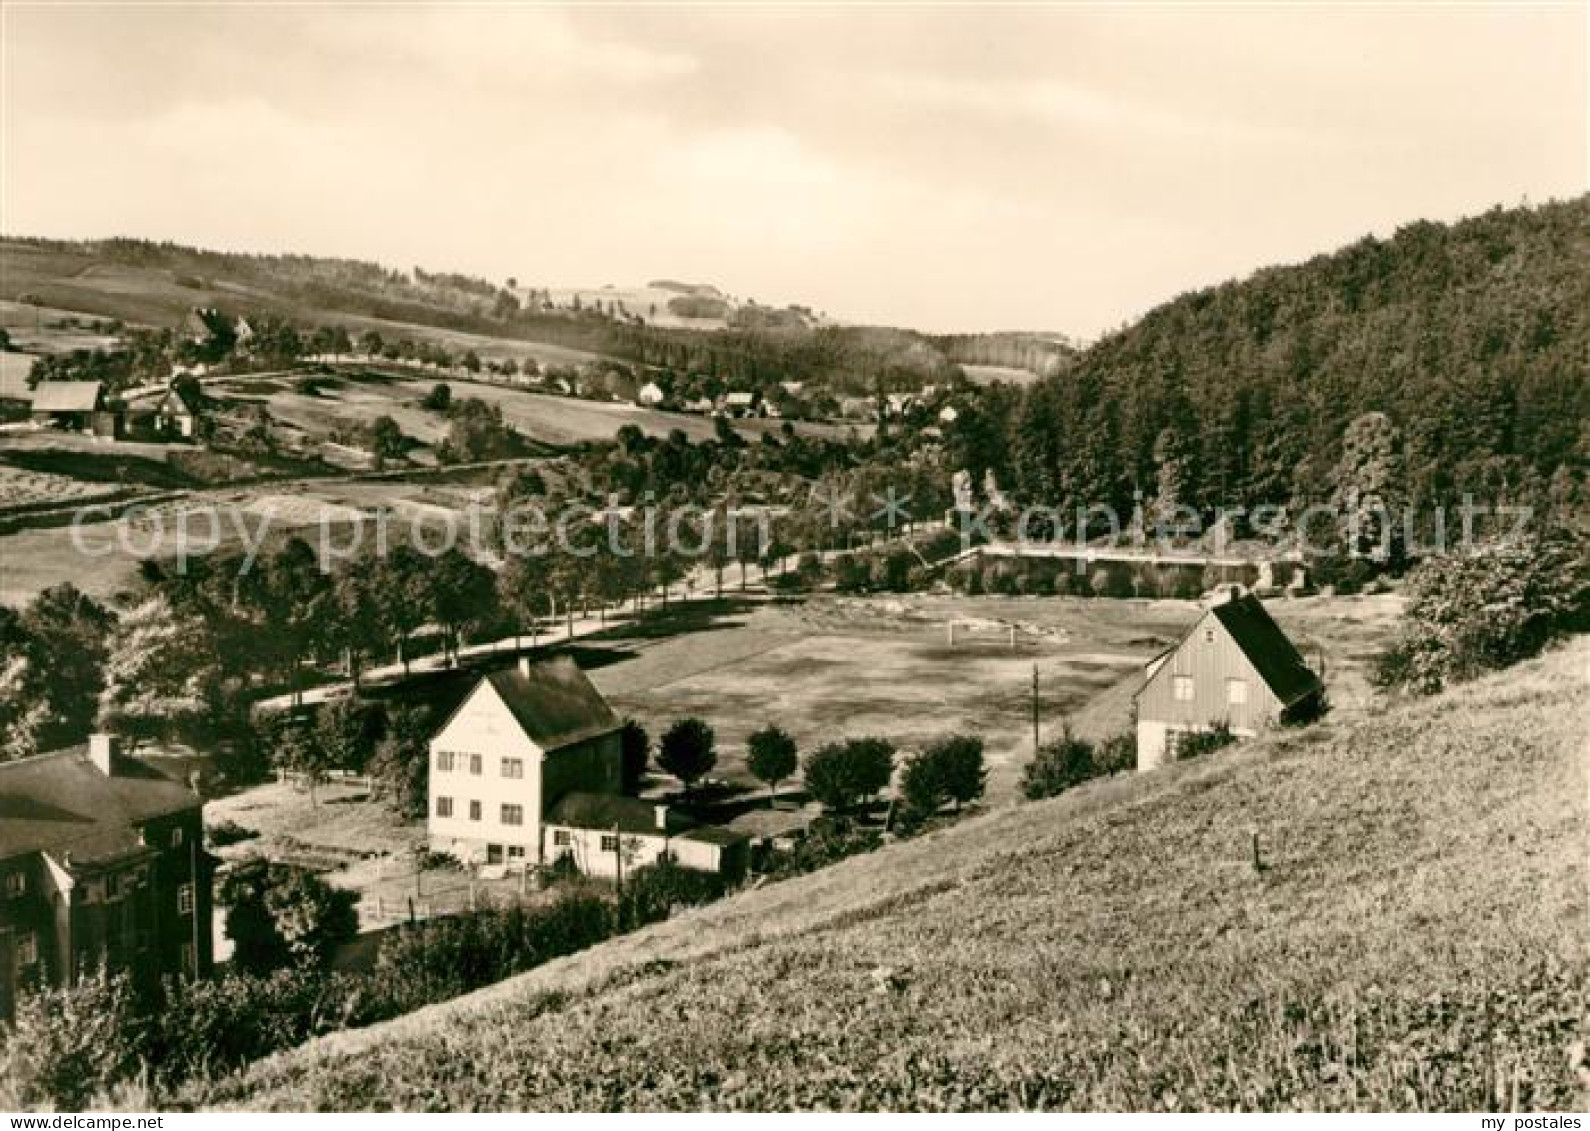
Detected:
[2,3,1584,336]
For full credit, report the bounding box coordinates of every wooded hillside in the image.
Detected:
[965,196,1589,527]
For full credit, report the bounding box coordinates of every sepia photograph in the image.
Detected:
[0,0,1586,1116]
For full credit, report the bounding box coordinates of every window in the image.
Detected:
[600,834,620,853]
[553,830,571,847]
[469,754,482,775]
[4,872,24,898]
[507,845,526,861]
[104,872,121,900]
[436,796,454,818]
[17,932,37,967]
[171,827,184,848]
[501,757,523,779]
[1204,628,1215,644]
[469,800,482,821]
[501,804,524,826]
[177,883,195,915]
[1172,675,1194,702]
[1226,678,1249,705]
[436,751,455,772]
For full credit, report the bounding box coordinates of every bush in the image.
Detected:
[1093,730,1137,776]
[764,816,882,878]
[207,818,258,847]
[1176,721,1237,761]
[1373,533,1588,694]
[0,968,144,1110]
[619,857,726,929]
[1021,727,1096,800]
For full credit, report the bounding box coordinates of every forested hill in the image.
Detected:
[975,196,1589,523]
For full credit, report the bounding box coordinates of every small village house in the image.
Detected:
[427,657,747,876]
[719,390,760,418]
[1133,590,1324,771]
[0,735,214,1020]
[153,380,202,439]
[635,380,667,407]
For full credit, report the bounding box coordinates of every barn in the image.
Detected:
[29,381,108,432]
[1134,590,1324,771]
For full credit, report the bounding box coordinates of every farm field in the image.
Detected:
[198,635,1587,1111]
[208,370,865,454]
[0,241,616,371]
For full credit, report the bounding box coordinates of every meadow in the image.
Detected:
[196,637,1589,1111]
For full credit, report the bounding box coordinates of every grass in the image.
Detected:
[192,633,1586,1111]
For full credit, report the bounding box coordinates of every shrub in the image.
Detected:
[1373,532,1588,694]
[619,857,726,929]
[1021,726,1095,800]
[1176,721,1237,761]
[764,816,882,878]
[207,818,258,847]
[0,968,143,1110]
[1093,730,1137,776]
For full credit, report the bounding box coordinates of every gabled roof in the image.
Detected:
[30,381,104,413]
[0,745,199,865]
[546,792,696,836]
[1207,594,1322,706]
[160,383,201,415]
[481,656,620,753]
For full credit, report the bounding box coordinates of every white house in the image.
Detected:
[1133,591,1324,772]
[428,656,623,868]
[427,656,747,876]
[635,381,666,407]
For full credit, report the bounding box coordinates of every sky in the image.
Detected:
[1,3,1585,337]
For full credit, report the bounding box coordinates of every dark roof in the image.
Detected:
[30,381,104,414]
[0,745,200,866]
[545,792,696,836]
[1209,595,1322,706]
[675,825,750,847]
[482,657,620,752]
[160,383,201,415]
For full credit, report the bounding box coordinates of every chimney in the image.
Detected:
[89,733,119,776]
[1227,585,1243,604]
[518,655,533,678]
[654,804,668,832]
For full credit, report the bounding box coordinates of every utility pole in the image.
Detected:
[1031,664,1040,753]
[613,822,624,899]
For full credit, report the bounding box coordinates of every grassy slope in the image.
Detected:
[202,641,1587,1111]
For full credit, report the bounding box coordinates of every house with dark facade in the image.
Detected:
[1134,590,1324,771]
[0,735,213,1019]
[428,656,748,877]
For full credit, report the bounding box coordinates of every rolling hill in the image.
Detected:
[198,638,1588,1111]
[972,195,1590,525]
